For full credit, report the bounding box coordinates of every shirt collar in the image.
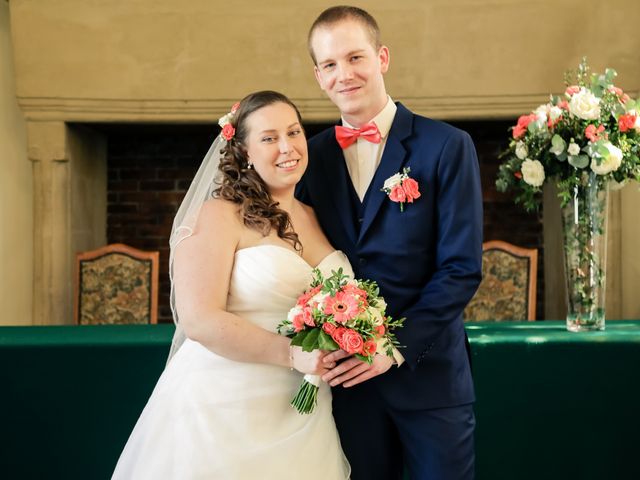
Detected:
[342,96,397,139]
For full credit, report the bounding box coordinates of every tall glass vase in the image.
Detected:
[560,172,608,332]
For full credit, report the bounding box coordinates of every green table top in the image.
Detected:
[2,320,639,347]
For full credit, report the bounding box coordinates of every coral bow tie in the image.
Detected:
[335,122,382,149]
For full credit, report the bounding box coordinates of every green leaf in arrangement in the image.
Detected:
[290,329,310,347]
[569,154,589,169]
[318,330,339,350]
[551,134,567,156]
[301,328,320,352]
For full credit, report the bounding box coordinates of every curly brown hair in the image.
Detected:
[214,91,304,252]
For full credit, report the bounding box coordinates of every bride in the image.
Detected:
[112,91,351,479]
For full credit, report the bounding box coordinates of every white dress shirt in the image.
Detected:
[341,97,405,366]
[341,96,398,201]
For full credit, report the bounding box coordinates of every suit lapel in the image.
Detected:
[320,137,359,243]
[358,103,414,242]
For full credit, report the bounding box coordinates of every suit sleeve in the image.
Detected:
[394,130,483,370]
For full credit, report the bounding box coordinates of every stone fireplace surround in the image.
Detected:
[8,0,639,323]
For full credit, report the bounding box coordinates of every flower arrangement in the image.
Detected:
[496,58,640,211]
[381,167,421,212]
[496,59,640,331]
[278,268,404,414]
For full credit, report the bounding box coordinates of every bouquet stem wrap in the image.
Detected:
[291,374,321,414]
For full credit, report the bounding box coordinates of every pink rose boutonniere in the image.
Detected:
[381,167,421,212]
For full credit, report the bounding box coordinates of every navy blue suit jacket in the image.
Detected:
[297,103,483,410]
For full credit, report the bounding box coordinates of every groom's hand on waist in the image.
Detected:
[321,350,394,388]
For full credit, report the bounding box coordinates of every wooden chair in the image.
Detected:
[74,243,159,325]
[464,240,538,321]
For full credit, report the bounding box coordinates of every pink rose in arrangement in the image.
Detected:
[585,124,606,142]
[402,178,421,202]
[362,339,377,356]
[230,102,241,114]
[331,326,348,346]
[322,322,336,335]
[297,285,322,306]
[565,85,581,96]
[618,114,637,133]
[292,312,305,332]
[340,329,364,355]
[302,307,315,327]
[512,113,537,139]
[278,268,405,414]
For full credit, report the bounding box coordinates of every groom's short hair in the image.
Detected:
[308,5,381,65]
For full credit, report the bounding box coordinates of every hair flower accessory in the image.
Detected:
[218,102,240,141]
[381,167,421,212]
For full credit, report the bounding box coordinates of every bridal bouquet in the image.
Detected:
[496,58,640,211]
[278,268,404,414]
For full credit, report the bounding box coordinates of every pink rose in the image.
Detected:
[389,185,406,203]
[297,285,322,306]
[565,85,581,96]
[331,326,348,347]
[221,123,235,141]
[374,325,386,338]
[558,100,569,111]
[292,313,305,332]
[608,87,624,98]
[585,124,606,142]
[339,329,364,354]
[322,322,336,335]
[230,102,240,114]
[362,339,377,357]
[618,113,637,133]
[302,306,315,327]
[512,113,536,139]
[402,178,421,203]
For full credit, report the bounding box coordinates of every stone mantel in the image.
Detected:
[9,0,640,123]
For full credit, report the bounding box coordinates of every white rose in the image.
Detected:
[534,104,548,125]
[383,173,403,190]
[368,307,385,326]
[549,106,563,122]
[521,159,545,187]
[287,305,302,322]
[568,142,581,156]
[515,141,528,160]
[218,112,233,127]
[569,88,601,120]
[590,142,623,175]
[310,291,330,309]
[375,298,387,312]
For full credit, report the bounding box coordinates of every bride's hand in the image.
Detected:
[290,346,336,375]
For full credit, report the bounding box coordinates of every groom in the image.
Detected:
[297,6,483,480]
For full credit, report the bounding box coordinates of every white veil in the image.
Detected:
[167,135,226,362]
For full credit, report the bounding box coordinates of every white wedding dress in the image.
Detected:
[113,245,351,480]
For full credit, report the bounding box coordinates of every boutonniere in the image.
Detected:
[381,167,421,212]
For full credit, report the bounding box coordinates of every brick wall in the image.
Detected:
[105,120,544,323]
